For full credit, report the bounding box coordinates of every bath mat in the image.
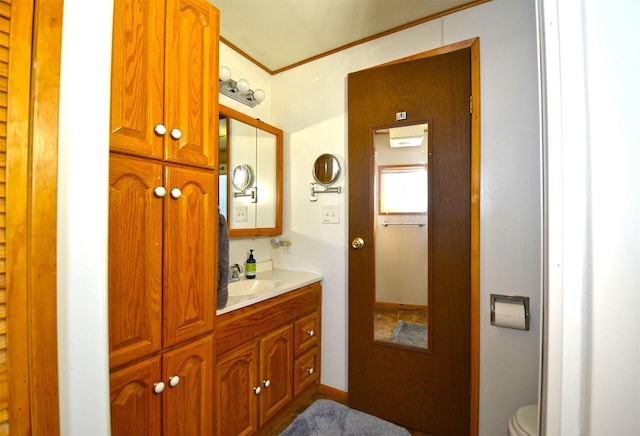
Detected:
[280,399,410,436]
[390,320,428,348]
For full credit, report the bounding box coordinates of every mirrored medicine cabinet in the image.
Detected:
[219,104,282,237]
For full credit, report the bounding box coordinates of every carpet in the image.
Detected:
[280,399,410,436]
[390,320,428,348]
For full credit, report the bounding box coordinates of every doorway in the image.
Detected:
[348,39,480,435]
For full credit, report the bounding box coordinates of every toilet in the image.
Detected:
[508,404,538,436]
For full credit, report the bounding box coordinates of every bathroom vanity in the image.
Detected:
[215,274,322,435]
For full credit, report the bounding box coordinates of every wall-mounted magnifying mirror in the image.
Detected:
[313,153,341,186]
[232,164,256,202]
[219,104,282,237]
[310,153,342,201]
[232,164,254,191]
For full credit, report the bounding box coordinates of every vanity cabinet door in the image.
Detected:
[260,324,293,425]
[216,342,259,436]
[163,164,216,347]
[162,336,214,435]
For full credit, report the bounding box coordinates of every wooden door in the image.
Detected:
[163,163,216,346]
[164,0,219,168]
[260,325,293,425]
[348,48,473,435]
[216,342,259,436]
[163,335,214,435]
[110,0,164,159]
[109,154,163,368]
[110,356,162,436]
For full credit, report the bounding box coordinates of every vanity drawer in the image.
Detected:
[294,346,319,396]
[294,311,319,355]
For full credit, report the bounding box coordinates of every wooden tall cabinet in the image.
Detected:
[108,0,219,433]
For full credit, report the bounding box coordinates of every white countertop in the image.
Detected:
[217,268,323,315]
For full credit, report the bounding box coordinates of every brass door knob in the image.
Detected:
[351,237,365,249]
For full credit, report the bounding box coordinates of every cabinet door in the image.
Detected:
[110,356,162,436]
[260,324,293,425]
[109,154,163,368]
[216,342,259,436]
[163,335,214,435]
[163,164,216,346]
[164,0,219,168]
[110,0,164,159]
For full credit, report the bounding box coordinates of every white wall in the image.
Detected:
[271,1,541,435]
[58,0,113,434]
[541,0,640,435]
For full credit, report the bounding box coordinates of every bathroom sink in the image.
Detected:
[228,279,280,296]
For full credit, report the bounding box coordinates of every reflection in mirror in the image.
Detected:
[313,153,341,186]
[232,164,255,191]
[373,122,430,350]
[218,104,283,237]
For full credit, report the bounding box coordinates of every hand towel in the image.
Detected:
[217,212,229,309]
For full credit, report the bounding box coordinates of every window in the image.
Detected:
[378,164,428,214]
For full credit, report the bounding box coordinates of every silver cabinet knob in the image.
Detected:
[168,375,180,388]
[263,379,271,388]
[351,237,365,249]
[307,330,315,337]
[153,381,165,394]
[154,186,166,198]
[170,188,182,199]
[170,128,182,140]
[154,124,167,136]
[253,386,261,395]
[307,367,314,375]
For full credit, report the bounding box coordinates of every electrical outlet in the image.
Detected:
[322,205,339,224]
[234,206,248,222]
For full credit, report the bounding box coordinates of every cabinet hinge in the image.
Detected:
[469,95,473,114]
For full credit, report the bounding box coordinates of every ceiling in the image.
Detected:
[212,0,488,73]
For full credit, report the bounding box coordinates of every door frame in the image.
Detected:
[7,0,63,433]
[355,37,480,435]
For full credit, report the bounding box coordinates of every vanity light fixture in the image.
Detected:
[219,66,265,108]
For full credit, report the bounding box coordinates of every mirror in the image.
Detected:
[231,164,254,192]
[219,104,282,237]
[372,121,430,350]
[313,153,341,186]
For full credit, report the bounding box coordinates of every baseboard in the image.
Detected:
[317,384,349,404]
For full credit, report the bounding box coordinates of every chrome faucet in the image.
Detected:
[229,264,243,282]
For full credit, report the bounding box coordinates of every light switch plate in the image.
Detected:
[322,205,339,224]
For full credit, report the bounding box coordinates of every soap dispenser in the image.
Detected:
[245,249,256,279]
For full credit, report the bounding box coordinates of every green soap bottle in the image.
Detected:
[245,249,256,279]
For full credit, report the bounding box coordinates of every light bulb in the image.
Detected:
[253,89,265,102]
[236,79,250,94]
[219,66,232,82]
